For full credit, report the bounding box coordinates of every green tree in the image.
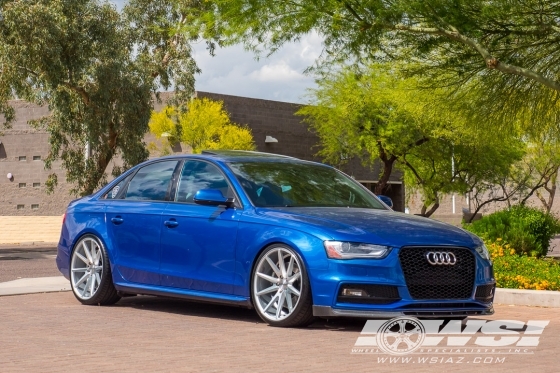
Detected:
[298,64,527,216]
[298,66,434,195]
[149,98,255,154]
[0,0,199,196]
[185,0,560,134]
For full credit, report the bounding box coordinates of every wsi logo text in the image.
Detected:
[353,317,549,355]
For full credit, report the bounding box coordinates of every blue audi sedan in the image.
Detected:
[56,150,495,327]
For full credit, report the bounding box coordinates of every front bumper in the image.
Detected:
[313,304,494,318]
[308,246,496,316]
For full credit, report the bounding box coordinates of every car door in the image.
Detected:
[159,160,240,294]
[105,160,180,286]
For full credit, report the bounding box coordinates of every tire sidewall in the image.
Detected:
[251,244,312,326]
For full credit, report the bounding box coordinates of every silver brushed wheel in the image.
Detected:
[71,236,103,300]
[70,235,120,305]
[252,245,314,327]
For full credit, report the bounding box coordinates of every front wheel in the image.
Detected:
[70,234,120,305]
[252,245,314,327]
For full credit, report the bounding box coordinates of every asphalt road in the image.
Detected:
[0,246,60,282]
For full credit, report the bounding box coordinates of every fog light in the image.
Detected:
[342,288,367,297]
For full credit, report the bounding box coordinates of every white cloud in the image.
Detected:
[110,1,322,103]
[192,33,323,103]
[248,62,302,83]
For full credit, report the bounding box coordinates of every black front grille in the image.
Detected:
[399,247,475,300]
[475,284,495,303]
[337,284,400,304]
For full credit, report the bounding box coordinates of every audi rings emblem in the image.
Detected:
[426,252,457,265]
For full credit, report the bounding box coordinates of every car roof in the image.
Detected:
[200,150,297,161]
[144,150,330,167]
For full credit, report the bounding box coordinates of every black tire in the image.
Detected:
[70,234,121,306]
[251,244,315,327]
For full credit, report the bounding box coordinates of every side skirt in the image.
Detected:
[114,283,253,309]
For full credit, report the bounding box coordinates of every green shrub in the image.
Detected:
[464,205,560,257]
[488,242,560,290]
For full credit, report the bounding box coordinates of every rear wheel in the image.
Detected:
[70,234,120,305]
[252,244,314,327]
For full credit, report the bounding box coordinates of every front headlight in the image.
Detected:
[324,241,390,259]
[475,244,490,260]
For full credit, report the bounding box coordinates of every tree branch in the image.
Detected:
[392,24,560,92]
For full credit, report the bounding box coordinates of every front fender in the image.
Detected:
[233,221,328,297]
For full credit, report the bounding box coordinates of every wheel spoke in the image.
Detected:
[95,272,102,287]
[93,245,101,265]
[71,267,87,273]
[74,272,89,287]
[287,284,300,297]
[262,293,279,313]
[402,337,416,349]
[82,276,91,297]
[389,337,402,349]
[75,252,89,265]
[256,284,279,296]
[286,256,294,277]
[265,256,281,277]
[286,292,293,312]
[256,272,278,284]
[276,291,286,318]
[82,241,93,263]
[288,272,301,284]
[278,251,287,278]
[92,265,103,273]
[90,273,96,295]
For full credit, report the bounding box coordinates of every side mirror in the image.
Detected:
[377,195,393,209]
[193,189,234,207]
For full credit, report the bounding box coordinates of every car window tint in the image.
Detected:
[125,161,178,201]
[102,174,132,200]
[175,161,230,203]
[228,161,385,209]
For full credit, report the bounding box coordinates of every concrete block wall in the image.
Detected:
[1,92,404,216]
[0,216,63,244]
[1,101,72,216]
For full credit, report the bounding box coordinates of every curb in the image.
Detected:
[0,277,70,297]
[1,277,559,308]
[494,288,560,308]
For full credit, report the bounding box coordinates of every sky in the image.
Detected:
[112,1,321,104]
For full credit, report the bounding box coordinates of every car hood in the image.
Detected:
[253,207,479,248]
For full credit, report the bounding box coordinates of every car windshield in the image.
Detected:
[227,161,386,209]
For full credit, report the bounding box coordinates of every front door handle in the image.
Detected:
[111,217,124,225]
[164,220,179,228]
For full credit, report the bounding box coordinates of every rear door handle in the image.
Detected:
[111,217,124,225]
[164,220,179,228]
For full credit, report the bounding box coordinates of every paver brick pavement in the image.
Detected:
[0,292,558,373]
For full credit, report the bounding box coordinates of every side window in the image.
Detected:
[103,176,130,200]
[125,161,179,201]
[175,161,231,203]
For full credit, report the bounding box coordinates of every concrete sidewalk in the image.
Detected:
[0,276,70,296]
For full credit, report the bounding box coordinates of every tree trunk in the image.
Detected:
[80,128,118,196]
[374,143,397,195]
[420,197,440,218]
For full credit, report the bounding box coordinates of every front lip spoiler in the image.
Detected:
[312,305,494,318]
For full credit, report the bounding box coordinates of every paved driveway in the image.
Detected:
[0,292,558,373]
